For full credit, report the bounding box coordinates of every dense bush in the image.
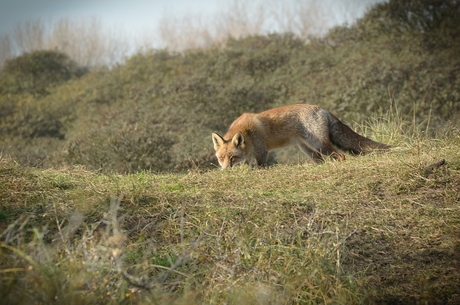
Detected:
[0,50,88,157]
[62,100,176,173]
[0,50,88,95]
[0,0,459,173]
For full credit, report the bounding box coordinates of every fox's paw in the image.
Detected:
[331,152,346,161]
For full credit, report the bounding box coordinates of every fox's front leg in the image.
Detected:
[255,150,268,168]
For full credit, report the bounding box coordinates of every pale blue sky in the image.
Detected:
[1,0,226,36]
[0,0,384,35]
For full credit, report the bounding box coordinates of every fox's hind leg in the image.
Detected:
[297,141,345,163]
[297,144,324,163]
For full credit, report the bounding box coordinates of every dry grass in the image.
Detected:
[1,121,460,304]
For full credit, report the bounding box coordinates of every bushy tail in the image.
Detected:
[328,114,391,154]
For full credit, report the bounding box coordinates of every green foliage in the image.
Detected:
[0,51,88,164]
[340,0,460,41]
[0,50,88,95]
[0,0,459,172]
[64,110,175,173]
[383,0,459,34]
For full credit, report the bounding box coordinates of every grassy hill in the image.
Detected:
[1,0,460,304]
[1,124,460,304]
[0,0,459,173]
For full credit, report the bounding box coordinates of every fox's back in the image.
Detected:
[226,104,329,149]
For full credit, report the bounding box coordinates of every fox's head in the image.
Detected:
[211,132,247,169]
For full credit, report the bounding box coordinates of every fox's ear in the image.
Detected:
[232,132,245,148]
[211,133,225,150]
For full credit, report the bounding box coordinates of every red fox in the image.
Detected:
[211,104,390,169]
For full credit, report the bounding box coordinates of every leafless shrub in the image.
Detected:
[155,0,268,51]
[155,0,365,52]
[0,17,129,67]
[157,14,215,51]
[0,1,378,63]
[46,17,129,67]
[269,0,327,41]
[12,19,46,53]
[0,34,12,68]
[214,0,266,40]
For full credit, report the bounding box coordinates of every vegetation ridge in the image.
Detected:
[1,130,460,304]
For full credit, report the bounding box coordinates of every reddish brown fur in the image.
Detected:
[212,104,390,169]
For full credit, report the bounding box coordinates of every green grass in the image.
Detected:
[1,121,460,304]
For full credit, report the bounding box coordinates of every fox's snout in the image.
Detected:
[212,132,246,169]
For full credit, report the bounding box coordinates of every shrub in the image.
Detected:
[0,50,88,95]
